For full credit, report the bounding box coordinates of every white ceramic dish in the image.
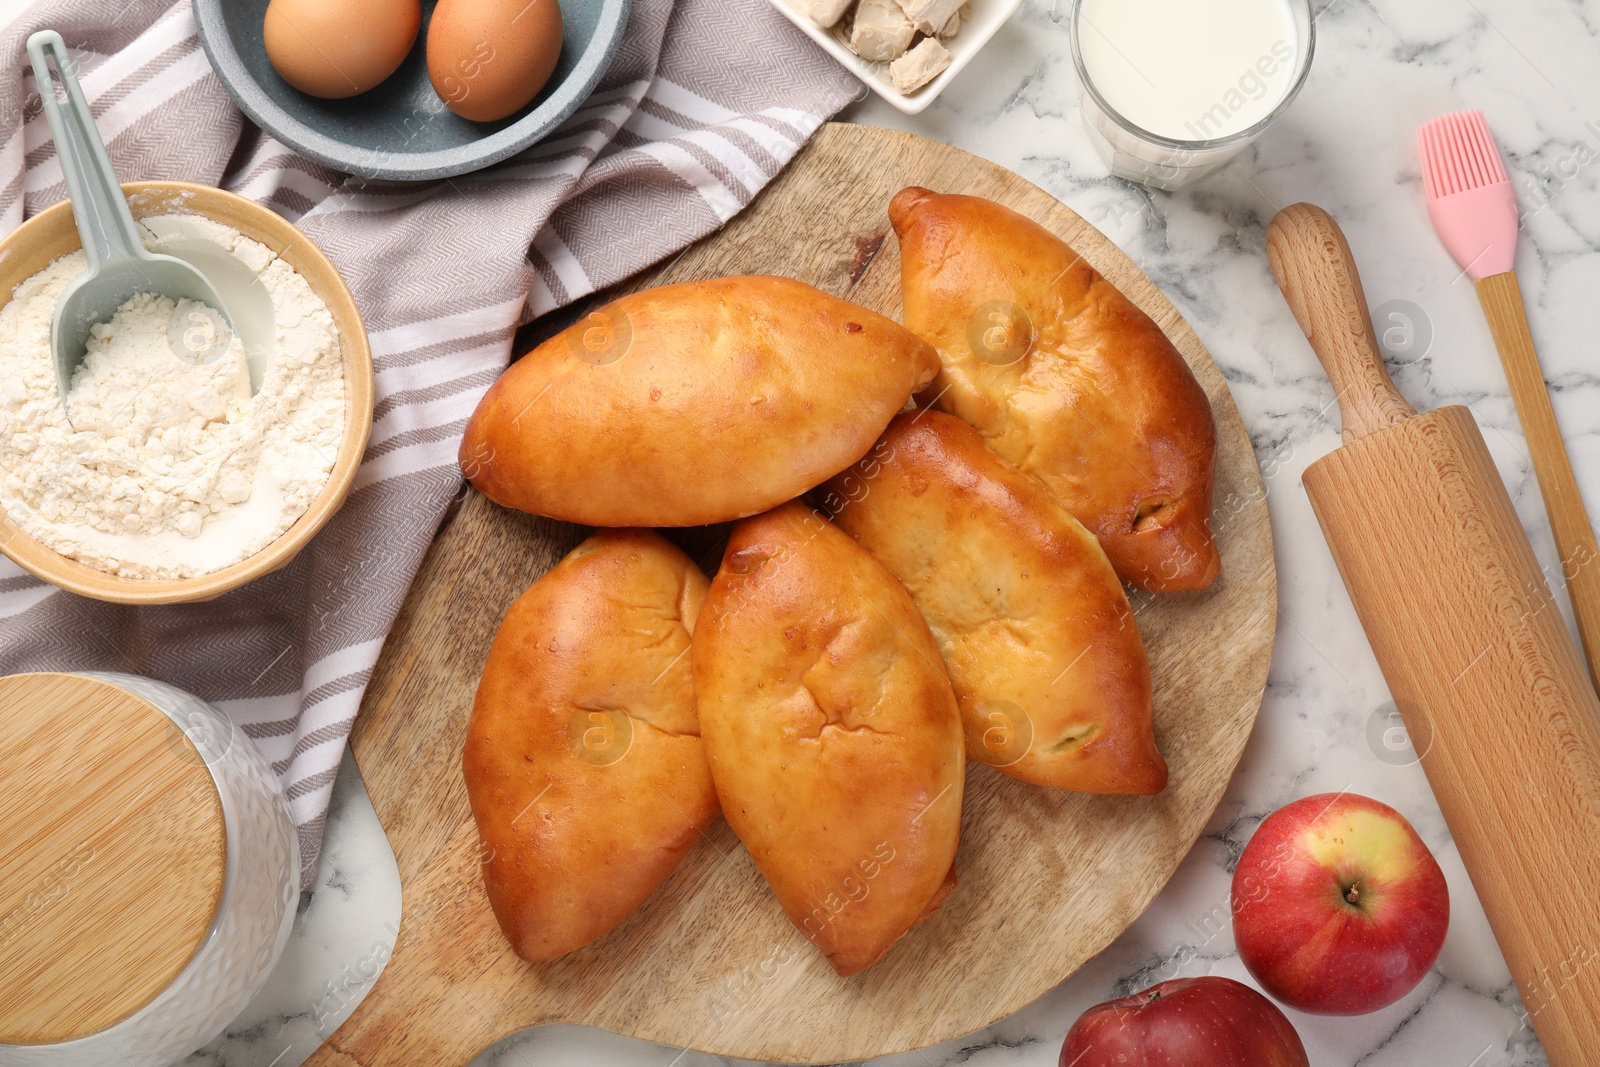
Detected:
[768,0,1023,114]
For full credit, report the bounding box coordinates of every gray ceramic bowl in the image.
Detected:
[193,0,630,181]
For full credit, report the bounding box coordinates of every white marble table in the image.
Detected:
[14,0,1596,1063]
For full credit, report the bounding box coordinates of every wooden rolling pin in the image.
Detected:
[1269,203,1600,1067]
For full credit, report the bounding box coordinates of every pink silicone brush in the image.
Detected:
[1420,108,1600,688]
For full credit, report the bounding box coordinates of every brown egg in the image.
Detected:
[427,0,565,123]
[263,0,421,99]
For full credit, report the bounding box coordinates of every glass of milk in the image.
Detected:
[1070,0,1315,189]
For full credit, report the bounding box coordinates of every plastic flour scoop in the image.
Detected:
[27,29,247,419]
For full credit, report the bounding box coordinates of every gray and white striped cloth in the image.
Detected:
[0,0,858,887]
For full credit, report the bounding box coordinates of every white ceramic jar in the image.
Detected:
[0,672,296,1067]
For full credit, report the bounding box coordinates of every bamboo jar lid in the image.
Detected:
[0,673,227,1045]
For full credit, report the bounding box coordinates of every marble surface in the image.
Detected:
[13,0,1600,1063]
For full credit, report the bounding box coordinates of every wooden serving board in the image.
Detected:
[307,124,1277,1067]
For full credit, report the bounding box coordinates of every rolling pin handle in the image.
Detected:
[1267,203,1417,442]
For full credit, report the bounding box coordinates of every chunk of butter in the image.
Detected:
[807,0,855,27]
[895,0,964,34]
[936,2,970,38]
[850,0,917,61]
[889,36,953,93]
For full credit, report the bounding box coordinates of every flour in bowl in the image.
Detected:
[0,212,346,580]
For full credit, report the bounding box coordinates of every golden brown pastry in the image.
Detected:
[693,501,964,976]
[462,529,717,961]
[820,411,1166,794]
[460,276,940,528]
[889,188,1219,592]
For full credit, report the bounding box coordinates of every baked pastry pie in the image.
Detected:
[821,411,1165,794]
[460,276,940,528]
[693,501,965,976]
[463,530,717,961]
[890,188,1220,592]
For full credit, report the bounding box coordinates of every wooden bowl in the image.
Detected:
[0,181,373,604]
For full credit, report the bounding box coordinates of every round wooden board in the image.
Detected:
[308,124,1276,1067]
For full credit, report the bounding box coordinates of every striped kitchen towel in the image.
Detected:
[0,0,859,887]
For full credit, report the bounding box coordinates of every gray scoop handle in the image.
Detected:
[26,30,149,272]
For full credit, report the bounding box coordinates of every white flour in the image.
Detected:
[0,213,346,580]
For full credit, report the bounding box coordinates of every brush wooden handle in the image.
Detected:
[1476,271,1600,689]
[1275,204,1600,1067]
[1266,203,1416,441]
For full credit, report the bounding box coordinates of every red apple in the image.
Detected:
[1232,792,1449,1015]
[1059,976,1308,1066]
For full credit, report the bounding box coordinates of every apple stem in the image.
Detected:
[1345,882,1361,905]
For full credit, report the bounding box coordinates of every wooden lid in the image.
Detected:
[0,673,226,1045]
